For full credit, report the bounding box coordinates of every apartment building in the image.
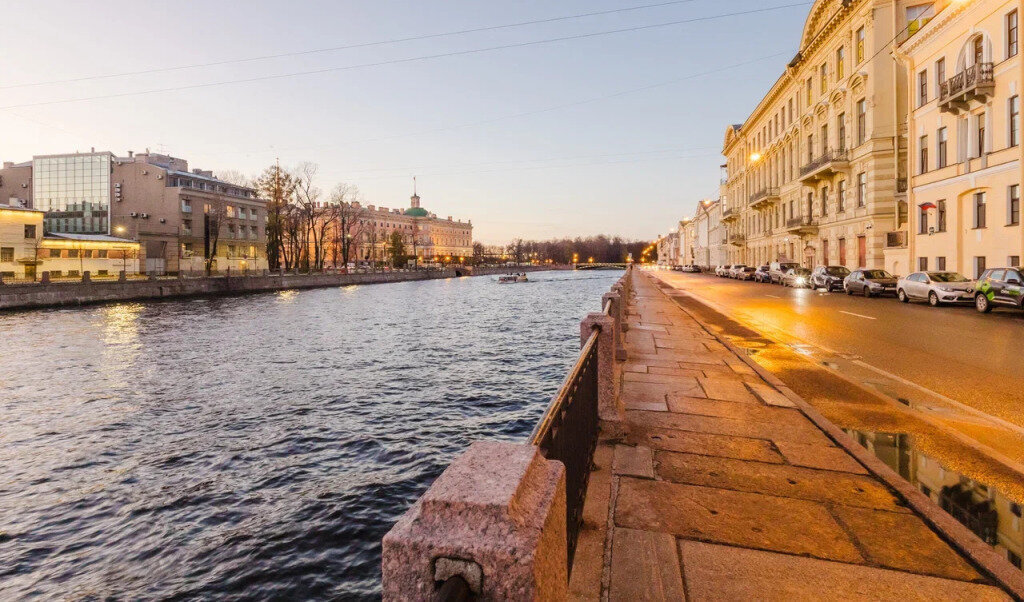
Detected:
[0,151,268,274]
[720,0,914,272]
[901,0,1023,278]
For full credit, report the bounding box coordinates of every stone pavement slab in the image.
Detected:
[678,541,1010,602]
[609,528,686,601]
[628,424,785,464]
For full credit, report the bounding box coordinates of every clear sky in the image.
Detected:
[0,0,810,244]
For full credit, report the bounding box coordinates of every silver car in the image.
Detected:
[727,264,748,278]
[897,271,975,306]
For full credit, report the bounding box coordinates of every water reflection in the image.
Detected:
[847,429,1024,571]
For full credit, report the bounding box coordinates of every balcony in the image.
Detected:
[727,233,746,247]
[749,188,780,209]
[800,149,850,182]
[885,231,907,248]
[181,203,193,213]
[939,63,994,114]
[721,206,740,222]
[786,215,819,235]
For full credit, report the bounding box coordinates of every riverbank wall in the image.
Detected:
[0,265,564,311]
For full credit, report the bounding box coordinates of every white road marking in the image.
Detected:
[766,294,781,298]
[839,310,876,320]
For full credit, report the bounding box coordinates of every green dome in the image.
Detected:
[405,207,428,217]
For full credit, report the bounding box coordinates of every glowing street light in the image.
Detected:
[749,152,762,163]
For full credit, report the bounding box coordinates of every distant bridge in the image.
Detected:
[574,263,629,270]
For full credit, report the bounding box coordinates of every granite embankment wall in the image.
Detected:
[0,265,564,310]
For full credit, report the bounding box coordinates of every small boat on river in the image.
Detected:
[498,274,529,284]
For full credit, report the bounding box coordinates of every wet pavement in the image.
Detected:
[568,271,1018,600]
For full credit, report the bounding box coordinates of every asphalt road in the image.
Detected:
[654,270,1024,433]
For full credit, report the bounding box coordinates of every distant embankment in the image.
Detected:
[0,265,563,311]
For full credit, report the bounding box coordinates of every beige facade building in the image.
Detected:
[351,192,473,265]
[0,204,139,281]
[900,0,1023,278]
[0,151,268,274]
[721,0,915,272]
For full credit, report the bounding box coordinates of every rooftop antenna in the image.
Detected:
[413,175,417,196]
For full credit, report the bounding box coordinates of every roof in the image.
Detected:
[405,207,429,217]
[0,204,43,214]
[167,169,257,193]
[44,233,139,244]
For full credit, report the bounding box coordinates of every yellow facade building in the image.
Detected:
[721,0,914,272]
[900,0,1023,278]
[0,205,139,281]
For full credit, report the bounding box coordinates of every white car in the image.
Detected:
[897,271,975,306]
[727,264,748,278]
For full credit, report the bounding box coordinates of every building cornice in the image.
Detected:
[899,1,970,56]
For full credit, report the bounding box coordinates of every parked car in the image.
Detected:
[728,264,748,278]
[715,265,729,277]
[973,268,1024,313]
[810,265,850,291]
[781,267,812,288]
[897,271,974,306]
[753,265,771,283]
[768,261,800,284]
[736,266,758,281]
[844,269,897,297]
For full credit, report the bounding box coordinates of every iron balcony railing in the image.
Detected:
[529,300,606,573]
[787,215,816,229]
[939,63,994,105]
[749,188,780,205]
[885,231,907,248]
[799,149,850,177]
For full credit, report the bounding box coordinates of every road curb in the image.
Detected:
[642,270,1024,600]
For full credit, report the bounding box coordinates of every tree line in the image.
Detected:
[475,236,649,265]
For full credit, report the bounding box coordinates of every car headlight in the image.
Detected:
[795,277,806,285]
[938,285,952,292]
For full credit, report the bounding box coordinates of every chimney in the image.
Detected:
[128,150,134,158]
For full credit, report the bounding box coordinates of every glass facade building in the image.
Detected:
[32,153,112,234]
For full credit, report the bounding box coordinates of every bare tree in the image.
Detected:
[294,162,338,271]
[329,183,366,269]
[204,205,227,276]
[280,204,305,272]
[217,170,252,187]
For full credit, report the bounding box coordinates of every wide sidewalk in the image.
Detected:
[568,271,1011,601]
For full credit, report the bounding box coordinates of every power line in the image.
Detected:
[1,0,706,91]
[0,2,811,111]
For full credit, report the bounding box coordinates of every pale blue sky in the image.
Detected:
[0,0,810,243]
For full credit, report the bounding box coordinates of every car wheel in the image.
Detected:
[928,292,941,307]
[898,289,908,303]
[863,286,872,298]
[975,293,992,313]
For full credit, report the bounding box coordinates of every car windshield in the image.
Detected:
[862,270,892,279]
[928,272,969,282]
[793,268,811,276]
[825,266,850,276]
[779,263,798,269]
[743,267,756,272]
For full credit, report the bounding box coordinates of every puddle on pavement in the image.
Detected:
[846,428,1024,571]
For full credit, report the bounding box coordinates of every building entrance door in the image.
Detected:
[857,235,867,268]
[25,265,36,281]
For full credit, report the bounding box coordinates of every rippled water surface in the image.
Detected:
[0,270,621,600]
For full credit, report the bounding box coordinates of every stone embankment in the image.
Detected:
[381,267,1024,601]
[0,265,563,311]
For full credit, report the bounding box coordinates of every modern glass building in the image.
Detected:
[31,153,112,234]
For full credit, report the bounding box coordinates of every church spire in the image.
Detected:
[410,175,421,208]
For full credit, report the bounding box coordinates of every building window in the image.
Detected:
[68,249,79,258]
[937,127,948,168]
[837,113,846,150]
[936,256,946,270]
[49,249,61,258]
[24,225,36,239]
[98,250,108,258]
[1010,96,1020,147]
[0,247,13,262]
[974,192,987,228]
[807,134,814,161]
[856,99,867,145]
[919,257,928,271]
[935,58,945,98]
[975,256,987,279]
[918,70,928,106]
[821,187,829,216]
[806,78,813,105]
[856,26,865,63]
[836,46,845,80]
[1010,184,1020,225]
[857,172,867,207]
[1009,9,1019,58]
[1011,256,1021,267]
[919,205,929,234]
[838,180,846,212]
[937,199,947,231]
[978,111,986,156]
[820,63,828,94]
[919,135,929,173]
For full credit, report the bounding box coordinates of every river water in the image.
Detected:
[0,269,621,600]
